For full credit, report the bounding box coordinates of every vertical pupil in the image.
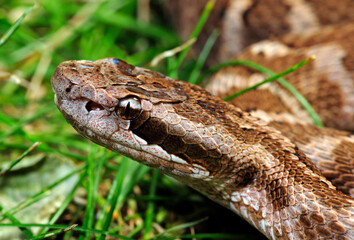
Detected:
[125,102,131,116]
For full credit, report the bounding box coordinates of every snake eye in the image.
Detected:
[116,97,141,120]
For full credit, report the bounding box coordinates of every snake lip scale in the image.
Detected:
[52,57,354,240]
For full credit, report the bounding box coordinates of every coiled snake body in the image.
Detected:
[52,57,353,239]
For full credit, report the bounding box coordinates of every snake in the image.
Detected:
[51,0,354,238]
[51,57,354,239]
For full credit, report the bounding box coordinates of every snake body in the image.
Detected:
[51,58,354,239]
[165,0,354,67]
[206,23,354,132]
[205,23,354,198]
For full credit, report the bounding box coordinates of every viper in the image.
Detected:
[51,57,353,240]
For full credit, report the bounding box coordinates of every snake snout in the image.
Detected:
[51,65,74,102]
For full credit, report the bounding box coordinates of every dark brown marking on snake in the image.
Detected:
[186,144,208,158]
[242,0,291,38]
[315,225,332,238]
[125,86,151,97]
[162,135,187,154]
[111,58,136,76]
[268,120,354,196]
[134,117,168,144]
[129,109,150,130]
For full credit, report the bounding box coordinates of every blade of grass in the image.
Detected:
[29,224,78,240]
[95,12,179,46]
[80,146,107,240]
[0,140,87,165]
[0,105,52,142]
[98,156,130,240]
[188,29,219,84]
[26,49,53,101]
[0,223,133,239]
[169,0,215,78]
[32,135,89,152]
[143,169,159,239]
[148,38,196,67]
[11,0,106,63]
[0,205,33,238]
[80,146,96,240]
[95,158,149,237]
[0,142,40,176]
[117,161,149,208]
[167,56,177,76]
[153,217,208,240]
[38,166,87,235]
[199,59,270,82]
[0,111,16,126]
[201,57,323,127]
[0,5,34,47]
[177,233,257,239]
[126,223,144,238]
[95,156,149,234]
[222,57,315,100]
[0,164,85,221]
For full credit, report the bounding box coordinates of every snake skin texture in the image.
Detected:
[164,0,354,66]
[202,23,354,199]
[206,24,354,131]
[51,58,354,240]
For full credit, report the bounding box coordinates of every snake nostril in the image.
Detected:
[85,101,104,112]
[65,87,71,93]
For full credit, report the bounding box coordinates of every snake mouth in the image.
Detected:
[56,97,211,179]
[59,104,211,180]
[84,127,211,180]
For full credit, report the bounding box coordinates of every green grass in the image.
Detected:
[0,0,266,239]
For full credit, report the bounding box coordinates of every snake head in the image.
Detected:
[52,58,231,182]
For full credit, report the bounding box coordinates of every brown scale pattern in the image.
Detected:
[207,24,354,131]
[243,0,291,38]
[52,58,354,239]
[269,120,354,196]
[164,0,354,65]
[307,0,354,24]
